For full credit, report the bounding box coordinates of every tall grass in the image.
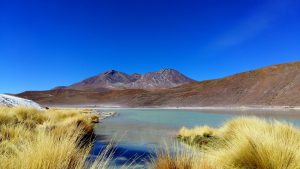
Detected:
[0,106,112,169]
[153,117,300,169]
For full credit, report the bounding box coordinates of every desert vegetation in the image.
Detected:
[0,106,113,169]
[2,106,300,169]
[152,117,300,169]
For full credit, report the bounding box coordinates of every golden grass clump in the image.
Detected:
[0,107,17,125]
[156,116,300,169]
[179,125,217,139]
[0,106,110,169]
[91,114,100,123]
[177,125,220,148]
[152,150,194,169]
[150,144,212,169]
[0,128,91,169]
[14,106,49,124]
[205,117,300,169]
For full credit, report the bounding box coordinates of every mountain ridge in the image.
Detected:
[17,61,300,107]
[68,68,195,90]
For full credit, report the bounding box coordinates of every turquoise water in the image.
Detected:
[92,109,300,168]
[95,109,300,144]
[95,109,235,147]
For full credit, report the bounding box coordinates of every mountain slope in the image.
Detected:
[155,61,300,106]
[17,61,300,107]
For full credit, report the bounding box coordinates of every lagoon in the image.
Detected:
[92,109,300,168]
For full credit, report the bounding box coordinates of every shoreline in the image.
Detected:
[96,106,300,119]
[91,110,118,122]
[48,105,300,120]
[49,105,300,111]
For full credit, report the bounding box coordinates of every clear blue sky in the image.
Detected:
[0,0,300,93]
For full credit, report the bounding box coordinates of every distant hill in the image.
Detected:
[17,61,300,107]
[68,68,195,90]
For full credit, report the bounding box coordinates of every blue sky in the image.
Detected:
[0,0,300,93]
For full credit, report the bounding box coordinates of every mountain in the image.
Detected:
[68,69,137,90]
[17,61,300,107]
[128,69,195,89]
[68,68,195,90]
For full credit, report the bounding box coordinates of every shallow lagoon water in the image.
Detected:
[92,109,300,168]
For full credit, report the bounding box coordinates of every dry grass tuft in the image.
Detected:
[205,117,300,169]
[178,126,217,139]
[0,106,112,169]
[155,116,300,169]
[177,125,220,149]
[151,146,193,169]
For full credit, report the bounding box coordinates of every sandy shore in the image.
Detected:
[92,106,300,110]
[94,105,300,111]
[50,105,300,110]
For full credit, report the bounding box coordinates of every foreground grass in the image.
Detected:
[152,117,300,169]
[0,106,111,169]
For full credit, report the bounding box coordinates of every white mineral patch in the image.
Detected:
[0,94,42,109]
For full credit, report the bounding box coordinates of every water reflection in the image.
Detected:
[91,140,155,168]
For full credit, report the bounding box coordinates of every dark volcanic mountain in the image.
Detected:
[17,61,300,107]
[68,70,136,90]
[68,69,195,90]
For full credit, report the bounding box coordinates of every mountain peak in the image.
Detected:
[159,68,176,71]
[104,69,118,74]
[157,68,177,73]
[68,69,135,90]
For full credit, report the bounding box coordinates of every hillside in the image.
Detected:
[17,61,300,107]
